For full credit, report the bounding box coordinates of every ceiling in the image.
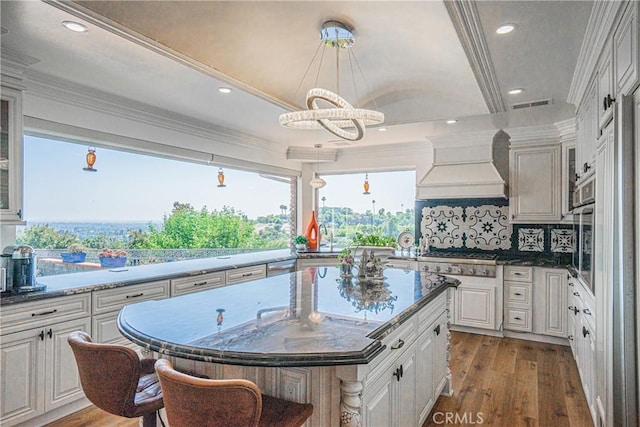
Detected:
[0,1,593,153]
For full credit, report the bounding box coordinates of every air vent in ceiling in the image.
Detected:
[511,98,553,110]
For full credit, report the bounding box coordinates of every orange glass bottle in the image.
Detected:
[305,210,320,251]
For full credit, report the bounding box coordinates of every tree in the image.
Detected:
[145,203,260,249]
[16,224,78,249]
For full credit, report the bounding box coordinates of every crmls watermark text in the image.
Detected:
[432,411,484,424]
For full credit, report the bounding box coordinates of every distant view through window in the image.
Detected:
[19,135,293,275]
[317,171,416,249]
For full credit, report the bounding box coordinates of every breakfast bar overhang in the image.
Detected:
[118,266,459,427]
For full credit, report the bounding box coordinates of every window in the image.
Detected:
[19,135,293,276]
[316,171,415,248]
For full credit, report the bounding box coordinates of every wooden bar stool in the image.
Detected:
[155,359,313,427]
[67,331,164,427]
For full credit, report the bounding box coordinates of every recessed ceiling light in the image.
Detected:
[218,87,232,94]
[496,24,515,35]
[378,127,388,132]
[508,88,524,95]
[446,119,457,124]
[62,21,88,33]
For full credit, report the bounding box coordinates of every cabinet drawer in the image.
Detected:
[171,272,225,297]
[504,266,533,282]
[505,308,532,332]
[417,291,447,335]
[226,265,266,285]
[92,280,170,315]
[505,282,532,307]
[0,294,91,336]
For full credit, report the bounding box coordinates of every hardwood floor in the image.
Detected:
[47,332,592,427]
[423,332,593,427]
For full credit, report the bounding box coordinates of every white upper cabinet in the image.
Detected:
[597,42,615,129]
[509,143,562,223]
[614,1,639,96]
[0,86,24,224]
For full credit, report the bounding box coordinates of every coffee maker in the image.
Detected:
[2,245,44,293]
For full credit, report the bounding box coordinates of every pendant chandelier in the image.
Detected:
[279,20,384,141]
[363,173,370,194]
[310,144,326,188]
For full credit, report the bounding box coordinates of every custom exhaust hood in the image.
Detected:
[417,130,509,200]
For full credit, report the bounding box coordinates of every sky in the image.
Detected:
[23,135,415,222]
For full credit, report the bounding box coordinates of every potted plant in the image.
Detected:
[294,235,309,251]
[98,248,128,268]
[349,232,398,259]
[60,243,87,263]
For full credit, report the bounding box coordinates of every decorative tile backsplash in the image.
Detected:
[415,198,574,257]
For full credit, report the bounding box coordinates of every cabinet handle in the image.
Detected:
[17,209,22,219]
[514,317,522,321]
[582,326,590,337]
[569,306,579,315]
[126,293,144,299]
[607,94,616,108]
[393,365,403,382]
[391,339,405,350]
[32,309,58,317]
[568,335,574,341]
[514,292,523,296]
[242,273,253,277]
[573,292,580,297]
[568,280,574,286]
[583,162,591,173]
[38,330,45,341]
[514,272,522,276]
[434,324,441,336]
[47,328,53,339]
[193,281,208,287]
[603,96,608,111]
[583,308,592,316]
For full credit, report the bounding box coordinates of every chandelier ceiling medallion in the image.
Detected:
[279,20,384,142]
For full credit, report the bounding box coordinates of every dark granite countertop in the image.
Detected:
[118,266,459,367]
[495,256,571,269]
[0,249,294,306]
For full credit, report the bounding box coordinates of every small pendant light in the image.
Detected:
[363,173,370,194]
[83,147,97,172]
[217,168,226,187]
[309,144,326,189]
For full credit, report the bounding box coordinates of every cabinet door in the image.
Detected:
[597,44,614,129]
[433,312,449,395]
[533,269,568,337]
[46,317,90,411]
[416,330,435,426]
[0,328,44,425]
[453,284,496,330]
[395,348,416,427]
[614,2,638,96]
[0,86,24,224]
[362,376,393,427]
[509,145,561,223]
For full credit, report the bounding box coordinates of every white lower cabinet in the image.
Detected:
[452,282,496,330]
[362,302,449,427]
[532,268,568,338]
[0,316,90,426]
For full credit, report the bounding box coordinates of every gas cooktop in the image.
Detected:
[417,252,498,261]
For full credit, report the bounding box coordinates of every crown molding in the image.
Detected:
[426,129,498,147]
[444,0,506,114]
[567,1,627,106]
[0,47,40,88]
[44,0,294,112]
[505,123,560,147]
[23,70,284,156]
[554,118,576,141]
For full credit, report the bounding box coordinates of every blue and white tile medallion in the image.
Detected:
[421,206,465,248]
[465,205,511,250]
[550,229,574,253]
[518,228,544,252]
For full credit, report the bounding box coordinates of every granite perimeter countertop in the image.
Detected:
[0,249,294,306]
[118,266,459,367]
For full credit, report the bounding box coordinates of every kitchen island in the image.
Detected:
[118,265,458,427]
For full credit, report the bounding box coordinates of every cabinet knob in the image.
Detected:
[582,326,590,337]
[607,94,616,108]
[603,96,608,111]
[573,292,580,297]
[47,328,53,339]
[568,335,574,341]
[583,162,591,173]
[583,308,592,316]
[434,324,441,336]
[38,330,45,341]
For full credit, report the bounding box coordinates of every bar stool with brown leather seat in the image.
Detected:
[155,358,313,427]
[67,331,164,427]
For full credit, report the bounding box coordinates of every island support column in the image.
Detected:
[340,380,363,427]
